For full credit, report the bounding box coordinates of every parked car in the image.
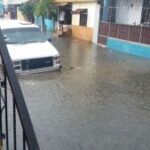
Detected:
[0,19,61,74]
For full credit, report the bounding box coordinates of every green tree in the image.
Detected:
[34,0,56,31]
[19,2,35,22]
[34,0,55,18]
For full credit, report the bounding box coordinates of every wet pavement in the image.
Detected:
[17,37,150,150]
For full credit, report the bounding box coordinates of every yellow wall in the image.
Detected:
[17,9,26,21]
[71,25,93,42]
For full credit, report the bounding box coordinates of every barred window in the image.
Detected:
[100,0,116,22]
[141,0,150,26]
[100,0,150,26]
[80,9,88,26]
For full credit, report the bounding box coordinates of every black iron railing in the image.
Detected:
[0,28,40,150]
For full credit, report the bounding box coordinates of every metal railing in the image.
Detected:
[0,29,40,150]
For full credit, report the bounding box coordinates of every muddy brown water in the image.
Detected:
[2,37,150,150]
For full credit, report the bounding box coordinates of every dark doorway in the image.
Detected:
[59,3,72,25]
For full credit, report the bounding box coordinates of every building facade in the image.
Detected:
[98,0,150,58]
[3,0,28,19]
[55,0,100,42]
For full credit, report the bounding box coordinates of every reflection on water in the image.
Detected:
[18,37,150,150]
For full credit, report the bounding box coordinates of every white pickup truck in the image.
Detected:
[0,19,61,74]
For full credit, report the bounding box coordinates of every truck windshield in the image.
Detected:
[3,28,47,44]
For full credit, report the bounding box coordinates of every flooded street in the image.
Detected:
[19,37,150,150]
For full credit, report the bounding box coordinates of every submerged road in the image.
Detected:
[18,37,150,150]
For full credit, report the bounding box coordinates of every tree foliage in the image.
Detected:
[19,2,35,22]
[34,0,56,19]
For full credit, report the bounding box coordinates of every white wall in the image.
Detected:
[116,0,144,25]
[93,4,100,43]
[72,2,97,28]
[8,0,28,5]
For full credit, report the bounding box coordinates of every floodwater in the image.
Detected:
[14,37,150,149]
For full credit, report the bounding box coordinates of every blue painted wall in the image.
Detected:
[44,18,54,32]
[107,38,150,59]
[0,1,4,15]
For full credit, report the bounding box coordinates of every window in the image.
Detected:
[108,0,116,22]
[3,28,47,44]
[141,0,150,26]
[100,0,116,22]
[80,9,88,26]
